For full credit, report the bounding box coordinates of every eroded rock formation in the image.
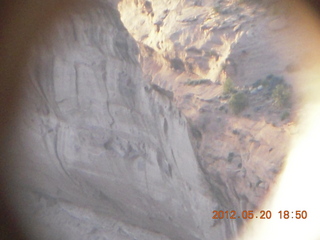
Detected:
[6,2,232,240]
[119,0,299,214]
[5,0,304,240]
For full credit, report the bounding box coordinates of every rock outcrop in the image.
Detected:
[5,0,306,240]
[6,2,231,240]
[118,0,298,214]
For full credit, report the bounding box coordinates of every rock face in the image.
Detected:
[118,0,298,214]
[6,0,305,239]
[7,2,230,240]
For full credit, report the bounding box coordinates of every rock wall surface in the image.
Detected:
[6,2,231,240]
[118,0,301,214]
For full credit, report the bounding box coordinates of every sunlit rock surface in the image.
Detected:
[119,0,300,213]
[6,2,230,240]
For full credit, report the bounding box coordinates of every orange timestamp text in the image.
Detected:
[212,210,308,220]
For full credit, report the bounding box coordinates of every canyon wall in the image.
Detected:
[4,0,307,239]
[6,2,231,240]
[118,0,297,215]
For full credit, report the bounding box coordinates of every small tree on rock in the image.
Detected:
[223,77,235,94]
[229,92,248,114]
[272,84,291,107]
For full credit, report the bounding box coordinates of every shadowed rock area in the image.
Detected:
[5,2,232,240]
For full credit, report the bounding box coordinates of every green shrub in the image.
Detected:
[223,77,235,94]
[185,79,212,86]
[281,111,290,121]
[212,6,220,13]
[272,84,291,107]
[229,92,248,114]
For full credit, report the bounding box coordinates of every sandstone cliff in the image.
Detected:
[6,2,231,240]
[118,0,299,213]
[5,0,305,240]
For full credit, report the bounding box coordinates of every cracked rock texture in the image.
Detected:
[5,2,232,240]
[118,0,301,215]
[5,0,306,239]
